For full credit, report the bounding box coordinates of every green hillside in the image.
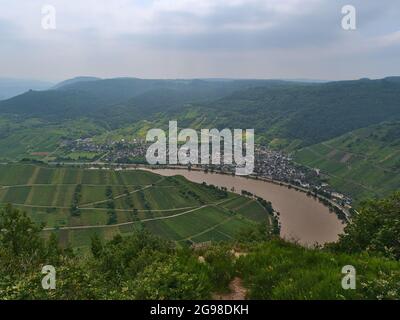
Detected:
[0,164,273,250]
[1,77,400,161]
[0,78,291,122]
[179,77,400,148]
[0,89,105,119]
[0,77,298,159]
[294,122,400,202]
[0,78,53,100]
[0,117,105,161]
[87,77,400,148]
[3,77,400,147]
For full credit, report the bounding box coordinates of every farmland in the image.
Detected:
[0,164,272,250]
[294,122,400,203]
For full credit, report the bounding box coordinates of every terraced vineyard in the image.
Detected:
[0,164,272,250]
[294,122,400,203]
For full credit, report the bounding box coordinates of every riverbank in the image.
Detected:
[44,161,346,244]
[137,166,345,245]
[47,161,351,220]
[156,165,351,222]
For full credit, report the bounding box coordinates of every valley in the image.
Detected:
[0,77,399,300]
[2,0,400,302]
[0,76,399,250]
[1,76,399,204]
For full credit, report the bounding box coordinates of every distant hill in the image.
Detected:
[54,77,293,106]
[0,78,53,100]
[52,76,101,89]
[0,77,296,122]
[0,89,103,119]
[90,77,400,151]
[179,77,400,148]
[1,75,400,152]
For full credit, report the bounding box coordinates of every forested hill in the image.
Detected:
[192,77,400,148]
[0,77,293,122]
[0,78,53,100]
[0,89,104,119]
[52,76,101,89]
[0,76,400,149]
[54,77,296,110]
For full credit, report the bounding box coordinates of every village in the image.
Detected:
[57,137,353,210]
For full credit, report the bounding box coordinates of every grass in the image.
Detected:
[235,201,269,222]
[237,239,400,299]
[144,206,229,241]
[63,151,99,160]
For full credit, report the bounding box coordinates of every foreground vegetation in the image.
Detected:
[1,192,399,300]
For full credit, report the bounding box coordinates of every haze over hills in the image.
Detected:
[52,76,101,89]
[0,77,296,122]
[2,76,400,140]
[1,76,400,144]
[0,78,53,100]
[190,77,400,147]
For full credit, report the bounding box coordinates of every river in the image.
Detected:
[144,168,345,245]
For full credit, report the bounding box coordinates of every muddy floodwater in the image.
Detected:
[144,168,345,245]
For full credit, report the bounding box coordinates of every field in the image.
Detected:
[0,164,271,250]
[0,116,105,161]
[294,122,400,203]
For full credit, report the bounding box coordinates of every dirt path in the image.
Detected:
[184,216,234,242]
[42,197,235,231]
[213,277,247,300]
[79,177,166,207]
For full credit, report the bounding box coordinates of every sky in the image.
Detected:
[0,0,399,81]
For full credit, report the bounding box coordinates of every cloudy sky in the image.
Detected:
[0,0,399,81]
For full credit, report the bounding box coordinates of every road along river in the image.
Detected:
[143,168,345,245]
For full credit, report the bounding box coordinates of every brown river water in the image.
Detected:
[144,168,345,245]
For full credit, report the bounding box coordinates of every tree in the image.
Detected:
[91,233,103,258]
[46,232,62,264]
[332,192,400,259]
[0,204,45,258]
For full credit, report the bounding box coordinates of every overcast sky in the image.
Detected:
[0,0,399,81]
